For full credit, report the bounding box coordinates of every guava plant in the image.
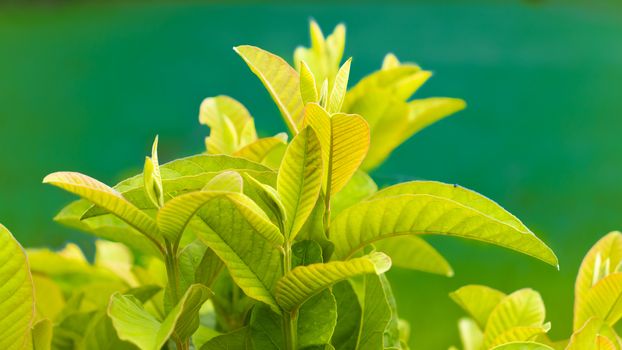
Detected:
[0,21,561,349]
[451,231,622,350]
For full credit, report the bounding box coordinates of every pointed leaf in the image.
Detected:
[458,318,484,350]
[144,136,164,208]
[574,273,622,330]
[235,45,304,134]
[108,284,212,350]
[327,58,351,113]
[574,231,622,330]
[450,285,507,328]
[304,103,370,195]
[275,252,391,312]
[43,172,162,249]
[489,325,550,347]
[331,281,362,350]
[331,190,557,267]
[484,289,546,348]
[31,319,53,350]
[566,317,619,350]
[376,235,453,276]
[300,60,319,104]
[202,171,243,192]
[199,95,256,154]
[234,135,288,169]
[0,224,35,350]
[277,126,323,240]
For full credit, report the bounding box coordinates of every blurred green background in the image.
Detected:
[1,1,622,348]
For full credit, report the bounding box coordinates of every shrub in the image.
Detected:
[0,21,560,349]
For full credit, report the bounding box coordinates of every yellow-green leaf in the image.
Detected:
[31,319,53,350]
[235,45,304,134]
[332,180,558,266]
[458,318,483,350]
[300,60,318,104]
[574,273,622,330]
[450,285,507,328]
[202,171,243,193]
[490,342,555,350]
[574,231,622,330]
[275,252,391,312]
[199,95,256,154]
[293,21,345,89]
[234,134,288,169]
[144,135,164,208]
[381,53,400,70]
[108,284,212,350]
[0,224,35,350]
[43,172,162,251]
[483,289,546,348]
[374,235,453,276]
[277,126,323,240]
[566,317,620,350]
[489,325,550,348]
[303,103,370,195]
[327,58,351,114]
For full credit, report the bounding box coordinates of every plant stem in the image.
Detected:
[282,241,297,350]
[323,191,331,240]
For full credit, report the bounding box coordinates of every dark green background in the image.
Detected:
[1,2,622,348]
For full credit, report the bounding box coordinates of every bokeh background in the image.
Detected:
[1,1,622,348]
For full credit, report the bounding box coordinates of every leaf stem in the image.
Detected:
[282,241,297,350]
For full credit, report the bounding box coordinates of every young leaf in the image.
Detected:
[458,318,484,350]
[192,193,284,312]
[0,224,35,350]
[234,134,288,169]
[199,95,256,154]
[31,319,53,350]
[275,252,391,312]
[331,193,558,267]
[489,325,550,348]
[108,284,212,350]
[483,289,546,348]
[235,45,304,134]
[382,53,400,70]
[567,316,620,350]
[450,285,507,328]
[573,273,622,330]
[303,103,370,195]
[490,342,555,350]
[573,231,622,330]
[300,60,319,104]
[202,170,243,192]
[43,172,163,251]
[327,58,351,114]
[294,21,345,89]
[277,126,323,240]
[375,235,453,276]
[144,135,164,208]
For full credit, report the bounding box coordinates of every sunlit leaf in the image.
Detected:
[199,95,257,154]
[235,45,304,134]
[31,319,53,350]
[574,273,622,330]
[566,317,620,350]
[376,235,453,276]
[331,184,558,267]
[483,289,546,348]
[458,317,483,350]
[489,325,550,348]
[300,60,319,104]
[294,21,345,89]
[234,134,288,169]
[450,285,507,328]
[277,126,323,240]
[275,252,391,312]
[574,231,622,330]
[144,135,164,208]
[200,327,251,349]
[202,170,243,193]
[331,170,377,218]
[490,342,554,350]
[43,172,163,251]
[108,284,212,350]
[303,103,370,195]
[0,224,35,350]
[327,58,351,114]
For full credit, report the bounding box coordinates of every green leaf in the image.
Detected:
[192,193,284,312]
[450,285,507,328]
[201,327,251,349]
[300,60,319,104]
[457,317,483,350]
[574,231,622,330]
[489,342,555,350]
[144,135,164,208]
[294,21,345,89]
[354,274,393,350]
[43,172,163,251]
[108,284,212,350]
[277,126,323,240]
[374,235,453,276]
[399,97,466,145]
[179,240,223,293]
[567,317,620,350]
[303,103,370,195]
[327,58,351,114]
[275,252,391,312]
[234,134,288,169]
[331,170,377,218]
[381,53,400,70]
[249,304,284,349]
[199,95,257,154]
[331,281,362,350]
[78,311,136,350]
[31,319,53,350]
[235,45,304,134]
[0,224,35,350]
[298,291,338,348]
[483,289,547,348]
[331,182,558,267]
[574,273,622,330]
[489,325,551,348]
[379,274,402,349]
[202,170,243,192]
